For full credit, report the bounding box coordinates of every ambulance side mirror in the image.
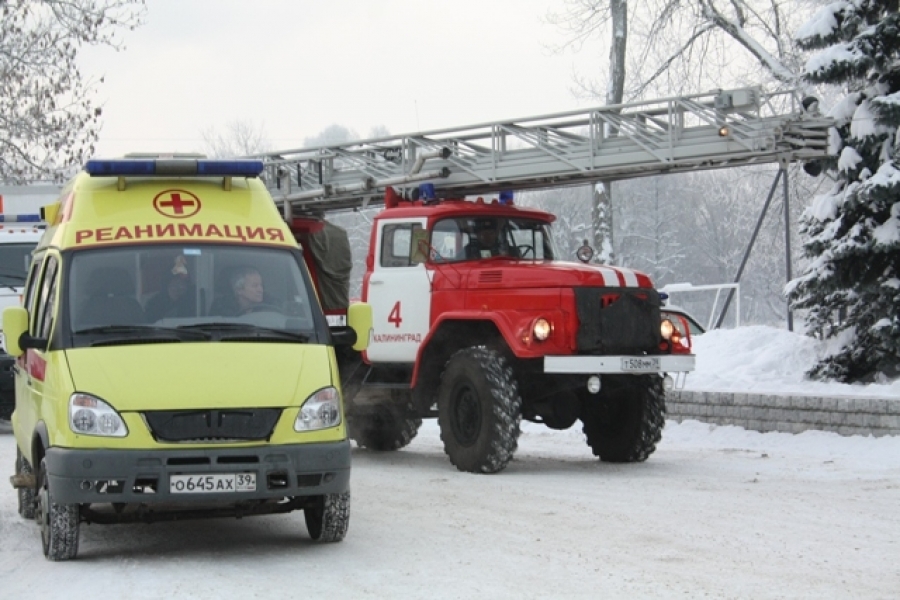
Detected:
[2,307,36,357]
[346,302,372,352]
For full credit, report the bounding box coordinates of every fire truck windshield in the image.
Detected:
[432,216,557,262]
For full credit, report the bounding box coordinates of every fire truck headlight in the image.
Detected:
[533,318,551,341]
[660,319,676,340]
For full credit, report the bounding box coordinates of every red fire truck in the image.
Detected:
[291,186,694,474]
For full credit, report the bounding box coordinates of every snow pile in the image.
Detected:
[684,325,900,398]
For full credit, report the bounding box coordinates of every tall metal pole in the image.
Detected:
[714,169,783,329]
[782,160,794,331]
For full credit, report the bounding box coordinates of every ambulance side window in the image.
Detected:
[22,259,42,316]
[33,256,59,339]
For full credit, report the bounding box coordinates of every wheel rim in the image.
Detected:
[450,383,481,447]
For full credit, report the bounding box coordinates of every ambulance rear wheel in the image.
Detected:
[305,491,350,543]
[348,404,421,451]
[16,448,35,520]
[437,346,522,473]
[580,375,665,463]
[37,458,80,561]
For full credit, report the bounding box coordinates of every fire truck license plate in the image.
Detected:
[170,473,256,493]
[621,357,660,372]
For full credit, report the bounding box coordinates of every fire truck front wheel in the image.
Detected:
[580,374,665,463]
[437,346,522,474]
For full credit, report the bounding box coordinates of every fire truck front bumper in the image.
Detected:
[544,354,695,374]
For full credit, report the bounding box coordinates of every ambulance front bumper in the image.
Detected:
[544,354,695,374]
[44,440,350,505]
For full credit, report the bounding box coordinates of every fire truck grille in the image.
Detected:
[574,287,661,355]
[143,409,281,442]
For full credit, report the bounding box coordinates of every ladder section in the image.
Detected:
[255,87,831,215]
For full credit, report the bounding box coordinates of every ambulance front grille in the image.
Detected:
[143,409,281,442]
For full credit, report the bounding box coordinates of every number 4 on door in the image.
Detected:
[388,301,402,328]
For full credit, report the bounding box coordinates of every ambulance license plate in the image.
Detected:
[621,357,660,372]
[170,473,256,494]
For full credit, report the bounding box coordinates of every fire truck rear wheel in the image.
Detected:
[437,346,522,473]
[580,374,665,463]
[348,404,422,451]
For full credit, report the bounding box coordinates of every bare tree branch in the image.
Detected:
[0,0,146,183]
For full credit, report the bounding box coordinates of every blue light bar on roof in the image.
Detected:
[85,159,264,178]
[0,214,42,222]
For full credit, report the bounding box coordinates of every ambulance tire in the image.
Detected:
[16,448,36,520]
[304,491,350,543]
[580,375,665,463]
[38,458,80,561]
[437,346,522,474]
[348,405,421,451]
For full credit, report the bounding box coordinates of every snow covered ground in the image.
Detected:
[0,327,898,598]
[684,325,900,399]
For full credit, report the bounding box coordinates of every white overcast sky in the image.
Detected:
[78,0,600,158]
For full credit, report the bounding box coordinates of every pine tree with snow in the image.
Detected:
[786,0,900,382]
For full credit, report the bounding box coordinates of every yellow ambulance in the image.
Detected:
[3,157,371,560]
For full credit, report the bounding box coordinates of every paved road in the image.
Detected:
[1,422,898,599]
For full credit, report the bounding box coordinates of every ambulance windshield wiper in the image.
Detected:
[74,324,212,342]
[178,322,310,342]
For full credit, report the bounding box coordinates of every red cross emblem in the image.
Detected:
[153,189,201,219]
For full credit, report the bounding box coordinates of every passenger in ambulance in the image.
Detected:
[145,273,193,322]
[209,266,269,316]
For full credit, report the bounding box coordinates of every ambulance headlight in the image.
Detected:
[69,393,128,437]
[294,387,342,431]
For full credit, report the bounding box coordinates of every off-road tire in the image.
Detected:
[437,346,522,473]
[581,374,665,463]
[37,458,80,561]
[16,448,36,520]
[348,404,422,451]
[305,491,350,543]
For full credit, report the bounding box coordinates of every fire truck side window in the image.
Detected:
[380,223,424,268]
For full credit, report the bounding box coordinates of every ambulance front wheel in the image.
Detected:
[37,458,80,561]
[304,491,350,543]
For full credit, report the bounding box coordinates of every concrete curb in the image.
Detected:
[668,390,900,437]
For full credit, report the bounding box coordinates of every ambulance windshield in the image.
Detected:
[67,244,322,344]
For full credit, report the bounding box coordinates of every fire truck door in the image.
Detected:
[364,219,431,363]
